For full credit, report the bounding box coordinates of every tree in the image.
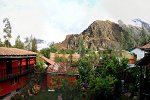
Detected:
[139,27,150,46]
[121,26,150,50]
[3,18,12,47]
[40,48,51,58]
[54,76,81,100]
[31,37,37,52]
[36,55,45,72]
[24,35,37,52]
[0,39,4,47]
[40,41,58,58]
[14,35,24,49]
[78,37,86,57]
[78,52,129,99]
[24,37,31,51]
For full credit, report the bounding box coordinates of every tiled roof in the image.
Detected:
[140,43,150,49]
[40,56,55,65]
[0,47,36,56]
[47,62,79,75]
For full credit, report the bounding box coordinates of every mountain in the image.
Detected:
[57,20,150,51]
[132,19,150,32]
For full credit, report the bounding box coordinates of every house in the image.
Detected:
[120,50,137,66]
[130,48,145,60]
[136,54,150,99]
[40,55,55,66]
[140,43,150,55]
[46,61,79,89]
[130,43,150,61]
[136,43,150,99]
[0,47,36,99]
[39,56,56,90]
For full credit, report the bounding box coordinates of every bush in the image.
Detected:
[78,54,129,99]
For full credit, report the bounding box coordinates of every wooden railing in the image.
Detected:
[0,68,19,81]
[0,66,34,81]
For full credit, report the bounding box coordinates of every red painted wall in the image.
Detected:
[47,74,77,89]
[0,61,6,80]
[0,76,28,97]
[12,60,19,74]
[0,58,36,97]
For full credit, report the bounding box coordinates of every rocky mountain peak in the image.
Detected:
[58,20,124,50]
[56,20,150,51]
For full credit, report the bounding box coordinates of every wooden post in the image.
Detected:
[140,65,143,99]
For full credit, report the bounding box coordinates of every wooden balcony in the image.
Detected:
[0,67,34,82]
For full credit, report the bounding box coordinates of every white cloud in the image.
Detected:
[0,0,113,49]
[103,0,150,24]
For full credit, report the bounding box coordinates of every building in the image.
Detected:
[136,43,150,99]
[120,50,137,67]
[0,47,36,99]
[136,54,150,99]
[46,61,79,89]
[130,48,145,60]
[140,43,150,55]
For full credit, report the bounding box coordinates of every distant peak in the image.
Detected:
[132,18,150,32]
[93,20,113,24]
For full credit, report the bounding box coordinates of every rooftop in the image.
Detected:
[40,56,55,65]
[0,47,36,56]
[47,62,79,75]
[140,43,150,50]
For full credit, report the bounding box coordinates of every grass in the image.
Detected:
[27,89,82,100]
[27,90,59,100]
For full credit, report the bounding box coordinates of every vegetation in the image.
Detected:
[40,42,58,58]
[54,55,68,63]
[14,35,24,49]
[77,53,129,99]
[58,49,75,54]
[48,75,81,100]
[36,54,45,73]
[121,27,150,50]
[125,67,140,94]
[3,18,12,47]
[78,37,86,57]
[40,42,75,58]
[26,50,140,100]
[75,38,137,99]
[28,90,62,100]
[70,61,79,67]
[31,37,37,52]
[0,39,4,47]
[1,18,38,52]
[24,35,37,52]
[0,18,143,100]
[10,93,24,100]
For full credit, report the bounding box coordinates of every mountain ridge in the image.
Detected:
[56,19,150,51]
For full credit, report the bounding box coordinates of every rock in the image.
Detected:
[56,20,150,51]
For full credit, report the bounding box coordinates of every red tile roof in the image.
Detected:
[0,47,36,56]
[39,55,78,75]
[40,56,55,65]
[47,62,79,75]
[140,43,150,49]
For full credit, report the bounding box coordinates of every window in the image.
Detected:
[11,78,19,85]
[6,60,12,75]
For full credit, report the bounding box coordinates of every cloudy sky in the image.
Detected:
[0,0,149,48]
